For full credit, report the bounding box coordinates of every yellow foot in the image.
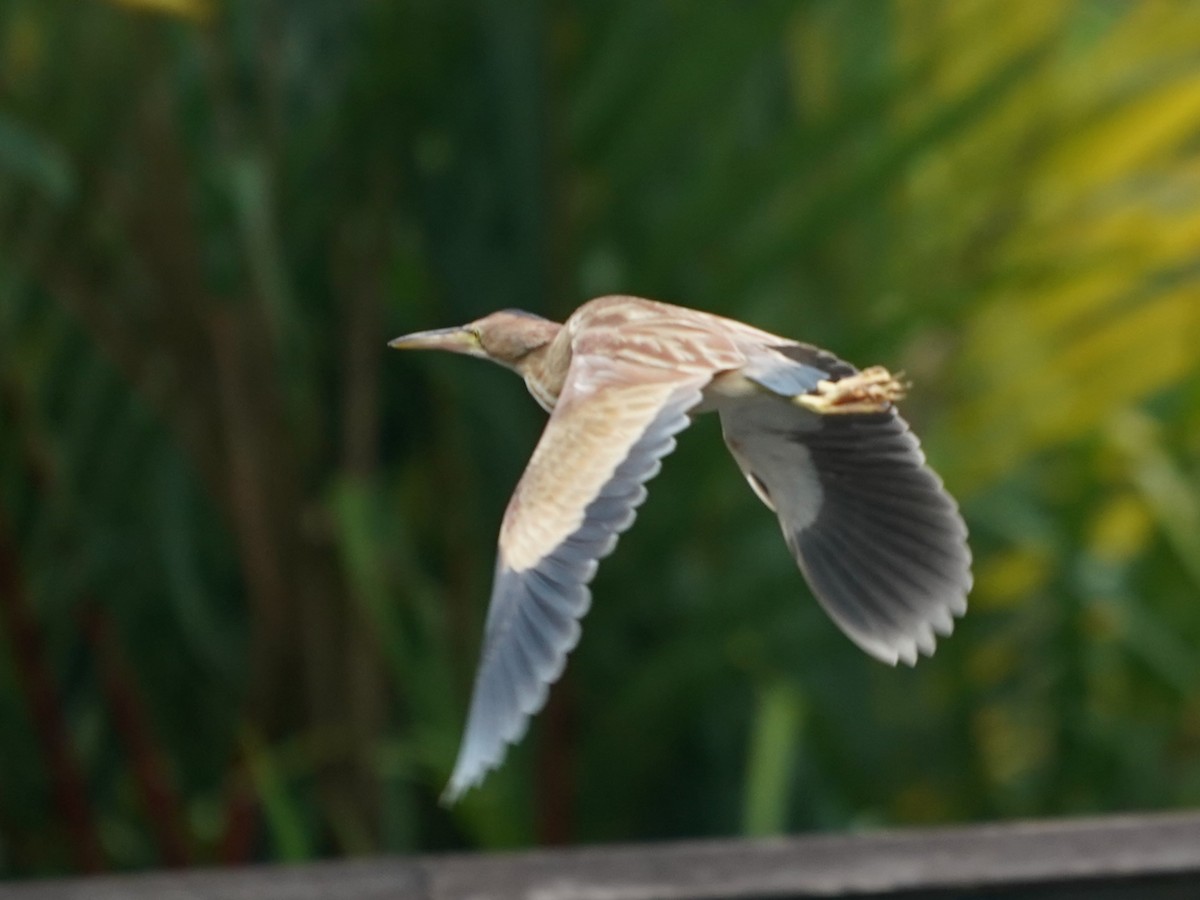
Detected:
[793,366,908,415]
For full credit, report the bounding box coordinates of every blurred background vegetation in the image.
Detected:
[2,0,1199,880]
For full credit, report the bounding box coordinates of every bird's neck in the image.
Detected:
[517,325,570,413]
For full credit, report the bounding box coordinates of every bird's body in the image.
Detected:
[504,296,824,409]
[390,295,972,803]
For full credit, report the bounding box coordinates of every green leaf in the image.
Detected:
[742,679,806,837]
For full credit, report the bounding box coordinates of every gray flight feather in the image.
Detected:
[787,408,971,664]
[441,386,704,803]
[719,348,971,666]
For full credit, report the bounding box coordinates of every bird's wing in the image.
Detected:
[442,354,713,803]
[719,344,971,666]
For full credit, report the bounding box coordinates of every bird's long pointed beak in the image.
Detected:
[388,326,479,353]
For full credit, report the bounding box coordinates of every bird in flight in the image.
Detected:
[390,295,971,804]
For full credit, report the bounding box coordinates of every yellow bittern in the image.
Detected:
[390,295,971,803]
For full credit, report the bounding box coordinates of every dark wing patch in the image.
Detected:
[773,342,859,380]
[735,340,861,401]
[441,385,703,803]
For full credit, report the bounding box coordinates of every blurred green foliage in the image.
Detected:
[1,0,1199,879]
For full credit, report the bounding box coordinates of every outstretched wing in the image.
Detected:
[719,345,971,666]
[442,355,712,803]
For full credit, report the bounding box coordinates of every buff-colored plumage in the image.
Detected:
[390,296,972,803]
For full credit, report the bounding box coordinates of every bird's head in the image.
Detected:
[388,309,560,371]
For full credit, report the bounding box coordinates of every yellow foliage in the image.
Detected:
[972,704,1052,787]
[894,0,1067,109]
[1088,492,1153,564]
[949,289,1199,489]
[966,636,1021,686]
[827,0,1200,501]
[1082,2,1200,87]
[1107,410,1200,588]
[1,12,43,87]
[973,548,1051,609]
[786,12,835,117]
[1033,71,1200,210]
[104,0,213,24]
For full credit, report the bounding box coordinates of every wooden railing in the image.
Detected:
[6,810,1200,899]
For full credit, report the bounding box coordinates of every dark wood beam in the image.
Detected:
[6,810,1200,899]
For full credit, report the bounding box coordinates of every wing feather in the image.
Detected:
[719,354,971,668]
[441,357,711,803]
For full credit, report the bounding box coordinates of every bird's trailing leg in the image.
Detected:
[793,366,907,415]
